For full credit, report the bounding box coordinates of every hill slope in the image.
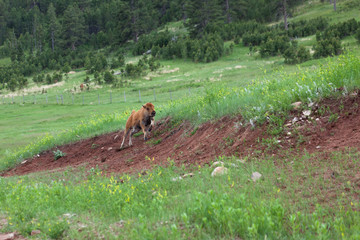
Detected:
[3,91,360,177]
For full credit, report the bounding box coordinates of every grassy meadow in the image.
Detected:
[1,1,360,239]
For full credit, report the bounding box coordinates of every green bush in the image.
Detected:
[260,36,290,58]
[103,70,115,84]
[283,42,311,64]
[313,37,342,58]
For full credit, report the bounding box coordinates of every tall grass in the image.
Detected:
[163,53,360,124]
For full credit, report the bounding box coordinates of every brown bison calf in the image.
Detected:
[120,102,156,148]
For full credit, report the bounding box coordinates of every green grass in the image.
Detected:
[1,52,360,172]
[292,0,360,23]
[0,151,358,239]
[0,103,139,157]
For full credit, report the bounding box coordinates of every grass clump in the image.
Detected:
[53,149,66,160]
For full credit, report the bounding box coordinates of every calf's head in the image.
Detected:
[143,102,156,117]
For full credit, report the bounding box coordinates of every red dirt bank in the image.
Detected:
[3,93,360,177]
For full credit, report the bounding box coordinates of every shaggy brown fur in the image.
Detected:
[120,102,156,148]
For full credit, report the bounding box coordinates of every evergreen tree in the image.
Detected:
[186,0,223,38]
[47,3,60,52]
[223,0,247,23]
[0,0,6,45]
[62,3,86,50]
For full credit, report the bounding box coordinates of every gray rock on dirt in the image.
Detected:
[291,102,302,110]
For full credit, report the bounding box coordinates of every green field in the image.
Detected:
[2,38,359,157]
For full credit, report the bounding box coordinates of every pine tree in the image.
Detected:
[47,3,60,52]
[223,0,247,23]
[186,0,223,38]
[0,0,6,45]
[62,3,85,50]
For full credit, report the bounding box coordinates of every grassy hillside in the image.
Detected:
[1,1,360,157]
[0,2,360,239]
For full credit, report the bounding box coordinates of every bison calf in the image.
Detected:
[120,102,156,148]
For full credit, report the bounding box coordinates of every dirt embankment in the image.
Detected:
[3,92,360,177]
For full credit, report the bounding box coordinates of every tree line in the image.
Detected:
[2,0,358,92]
[0,0,304,53]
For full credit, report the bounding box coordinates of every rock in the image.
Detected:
[251,172,262,182]
[292,117,299,124]
[302,110,311,117]
[249,119,255,128]
[0,233,15,240]
[211,167,228,177]
[211,161,224,168]
[291,101,302,110]
[171,177,183,182]
[31,230,41,236]
[182,173,194,178]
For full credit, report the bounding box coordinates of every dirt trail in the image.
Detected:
[3,93,360,177]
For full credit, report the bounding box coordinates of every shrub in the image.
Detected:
[103,70,114,84]
[283,42,311,64]
[260,36,290,58]
[313,37,342,58]
[46,74,53,84]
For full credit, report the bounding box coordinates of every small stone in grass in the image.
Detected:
[211,167,228,177]
[251,172,262,182]
[291,102,302,110]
